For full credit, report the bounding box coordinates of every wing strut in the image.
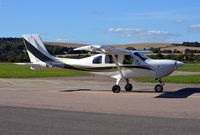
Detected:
[110,53,124,79]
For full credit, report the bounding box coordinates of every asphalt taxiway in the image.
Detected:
[0,75,200,134]
[1,106,200,135]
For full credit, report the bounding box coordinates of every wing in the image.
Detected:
[75,45,152,79]
[74,45,152,55]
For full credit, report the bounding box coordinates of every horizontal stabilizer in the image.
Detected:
[15,63,39,66]
[15,63,47,70]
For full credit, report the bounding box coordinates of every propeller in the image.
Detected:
[175,61,184,69]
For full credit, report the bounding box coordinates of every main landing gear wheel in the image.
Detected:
[112,85,121,93]
[125,83,133,92]
[154,84,163,92]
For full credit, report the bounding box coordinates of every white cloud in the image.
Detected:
[174,19,186,24]
[55,36,91,44]
[56,37,69,42]
[189,24,200,32]
[92,10,104,15]
[0,2,4,7]
[108,28,177,42]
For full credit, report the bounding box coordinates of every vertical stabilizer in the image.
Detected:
[22,34,55,63]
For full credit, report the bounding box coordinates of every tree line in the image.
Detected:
[125,44,200,62]
[149,53,200,63]
[0,38,87,62]
[173,42,200,47]
[1,38,200,62]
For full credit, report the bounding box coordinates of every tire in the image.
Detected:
[125,83,133,92]
[154,84,163,92]
[112,85,121,93]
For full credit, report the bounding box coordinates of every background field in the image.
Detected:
[135,75,200,84]
[0,63,89,78]
[177,63,200,72]
[1,63,200,84]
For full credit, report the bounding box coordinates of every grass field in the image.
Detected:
[135,75,200,84]
[1,62,200,84]
[0,63,89,78]
[177,63,200,72]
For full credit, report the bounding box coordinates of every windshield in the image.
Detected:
[134,52,150,61]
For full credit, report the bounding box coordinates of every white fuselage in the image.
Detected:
[20,34,185,93]
[54,53,183,80]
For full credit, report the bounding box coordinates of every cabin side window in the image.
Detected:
[93,56,102,64]
[123,55,134,64]
[105,55,118,64]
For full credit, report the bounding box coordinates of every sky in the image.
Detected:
[0,0,200,44]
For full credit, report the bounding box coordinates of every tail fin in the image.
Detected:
[22,34,55,63]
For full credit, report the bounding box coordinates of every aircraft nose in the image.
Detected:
[175,61,184,68]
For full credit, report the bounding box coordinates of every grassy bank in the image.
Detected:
[177,63,200,72]
[1,63,200,84]
[135,74,200,84]
[0,63,89,78]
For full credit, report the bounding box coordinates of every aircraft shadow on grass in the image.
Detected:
[155,88,200,98]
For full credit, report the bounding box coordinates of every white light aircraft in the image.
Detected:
[17,34,184,93]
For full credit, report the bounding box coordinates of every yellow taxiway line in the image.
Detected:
[0,86,200,98]
[0,79,17,85]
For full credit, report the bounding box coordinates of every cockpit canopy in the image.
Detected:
[133,52,150,61]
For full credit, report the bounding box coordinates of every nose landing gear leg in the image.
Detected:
[154,79,164,92]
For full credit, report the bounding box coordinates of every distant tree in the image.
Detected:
[161,50,172,53]
[0,37,84,62]
[156,53,163,59]
[149,47,160,53]
[125,47,136,50]
[173,49,180,53]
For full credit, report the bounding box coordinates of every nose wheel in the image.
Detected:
[154,84,163,92]
[155,79,164,92]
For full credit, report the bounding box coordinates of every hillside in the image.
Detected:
[44,42,174,50]
[44,42,200,53]
[109,43,173,50]
[44,42,88,48]
[160,46,200,51]
[1,38,200,62]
